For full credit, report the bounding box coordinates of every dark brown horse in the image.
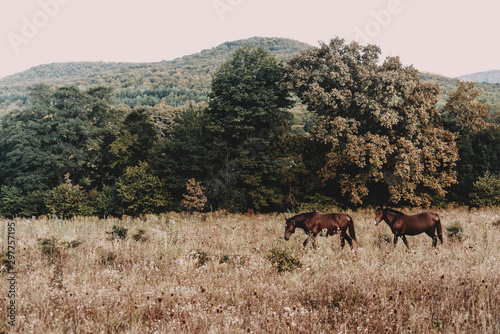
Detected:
[284,211,356,251]
[374,207,443,248]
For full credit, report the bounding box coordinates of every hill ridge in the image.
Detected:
[0,37,499,114]
[457,69,500,84]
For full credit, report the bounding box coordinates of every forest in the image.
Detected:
[0,37,499,217]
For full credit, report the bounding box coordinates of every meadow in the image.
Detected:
[0,207,499,333]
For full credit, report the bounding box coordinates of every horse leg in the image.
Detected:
[401,235,410,249]
[425,230,438,247]
[341,229,353,248]
[345,234,353,248]
[393,235,399,248]
[302,236,309,254]
[311,236,317,250]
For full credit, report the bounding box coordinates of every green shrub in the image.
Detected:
[106,225,128,240]
[469,172,500,207]
[218,254,247,266]
[131,229,148,242]
[297,194,339,213]
[267,248,302,273]
[373,233,392,247]
[95,185,121,217]
[0,187,49,218]
[45,178,95,218]
[0,186,25,218]
[115,162,175,216]
[446,222,465,241]
[22,190,49,217]
[38,237,82,263]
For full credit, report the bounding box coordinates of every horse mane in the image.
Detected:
[384,208,404,216]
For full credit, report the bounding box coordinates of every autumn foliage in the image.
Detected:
[286,38,458,206]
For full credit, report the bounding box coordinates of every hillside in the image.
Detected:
[0,37,312,109]
[420,72,500,113]
[1,37,499,115]
[457,70,500,84]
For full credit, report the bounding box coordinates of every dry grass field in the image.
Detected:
[0,207,499,333]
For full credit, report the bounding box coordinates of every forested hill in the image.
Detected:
[420,72,500,112]
[457,70,500,84]
[0,37,312,109]
[1,36,499,113]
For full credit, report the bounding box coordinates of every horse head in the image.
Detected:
[284,217,296,240]
[374,207,385,226]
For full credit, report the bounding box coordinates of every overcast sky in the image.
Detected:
[1,0,499,80]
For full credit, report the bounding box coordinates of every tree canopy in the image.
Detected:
[0,40,499,217]
[286,38,458,206]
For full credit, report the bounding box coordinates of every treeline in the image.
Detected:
[0,39,499,218]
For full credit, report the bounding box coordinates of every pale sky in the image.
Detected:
[0,0,499,80]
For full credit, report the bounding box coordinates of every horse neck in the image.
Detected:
[294,216,310,230]
[383,210,398,227]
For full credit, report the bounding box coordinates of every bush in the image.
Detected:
[131,229,148,242]
[373,233,392,247]
[115,162,175,216]
[267,248,302,273]
[95,185,121,217]
[297,194,339,213]
[446,222,465,241]
[181,178,207,212]
[469,172,500,207]
[106,225,128,240]
[45,177,95,218]
[0,186,25,218]
[38,237,82,263]
[0,187,49,218]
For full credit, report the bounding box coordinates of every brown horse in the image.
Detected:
[374,207,443,248]
[284,211,356,251]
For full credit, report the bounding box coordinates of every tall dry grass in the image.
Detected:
[0,208,499,333]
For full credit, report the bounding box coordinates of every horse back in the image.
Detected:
[402,211,439,235]
[309,213,348,235]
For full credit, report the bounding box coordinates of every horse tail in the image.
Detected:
[347,215,357,242]
[436,213,443,244]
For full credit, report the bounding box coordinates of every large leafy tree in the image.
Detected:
[152,102,216,200]
[206,45,294,145]
[286,38,458,206]
[107,107,159,176]
[204,45,296,211]
[443,80,491,132]
[443,81,499,204]
[0,84,122,192]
